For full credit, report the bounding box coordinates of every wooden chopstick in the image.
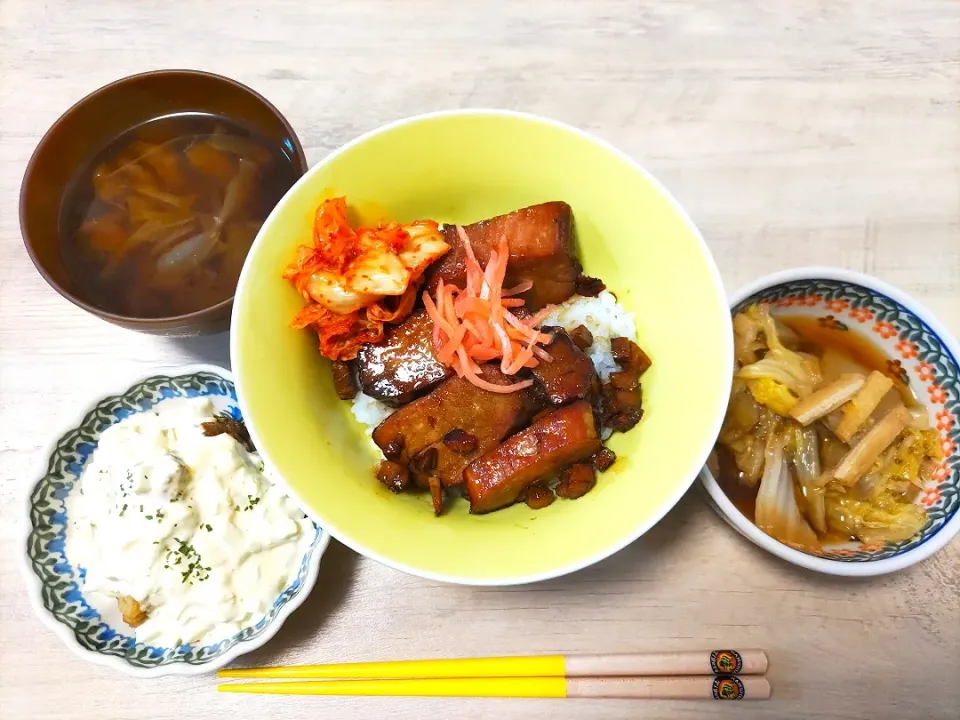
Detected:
[217,675,771,700]
[217,649,768,680]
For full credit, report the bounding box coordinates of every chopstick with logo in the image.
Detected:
[218,648,765,679]
[217,675,770,700]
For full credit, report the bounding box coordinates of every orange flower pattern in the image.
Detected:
[886,359,908,385]
[917,362,936,383]
[827,548,856,557]
[818,315,844,331]
[936,410,955,433]
[942,438,956,457]
[825,299,849,313]
[873,320,897,339]
[798,294,822,307]
[896,339,919,359]
[931,463,949,482]
[921,487,941,508]
[928,385,947,404]
[775,296,798,308]
[849,307,874,323]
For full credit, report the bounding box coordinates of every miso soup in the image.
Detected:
[59,112,299,318]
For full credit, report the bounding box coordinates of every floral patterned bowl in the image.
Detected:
[20,364,329,676]
[700,267,960,576]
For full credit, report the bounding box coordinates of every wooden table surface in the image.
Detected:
[2,1,959,718]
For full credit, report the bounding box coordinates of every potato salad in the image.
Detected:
[67,397,314,647]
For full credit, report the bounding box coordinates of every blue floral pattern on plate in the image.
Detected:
[24,368,326,673]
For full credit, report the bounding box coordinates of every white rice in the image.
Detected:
[350,391,395,435]
[350,290,637,434]
[540,290,637,382]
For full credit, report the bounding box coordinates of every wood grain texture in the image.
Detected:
[564,649,768,677]
[564,675,772,700]
[2,1,959,718]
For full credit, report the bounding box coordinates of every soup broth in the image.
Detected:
[717,314,919,539]
[59,112,299,318]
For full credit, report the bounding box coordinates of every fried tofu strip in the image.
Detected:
[835,371,895,443]
[833,406,911,485]
[789,373,865,426]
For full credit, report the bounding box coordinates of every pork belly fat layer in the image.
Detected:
[423,201,581,310]
[465,401,602,513]
[372,365,543,486]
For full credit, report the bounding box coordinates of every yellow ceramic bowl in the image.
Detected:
[231,111,732,585]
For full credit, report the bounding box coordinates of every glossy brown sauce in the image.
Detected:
[59,112,299,317]
[716,315,917,541]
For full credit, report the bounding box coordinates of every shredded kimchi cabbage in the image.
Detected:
[283,197,450,360]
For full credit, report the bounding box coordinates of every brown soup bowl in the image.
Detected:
[20,69,308,336]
